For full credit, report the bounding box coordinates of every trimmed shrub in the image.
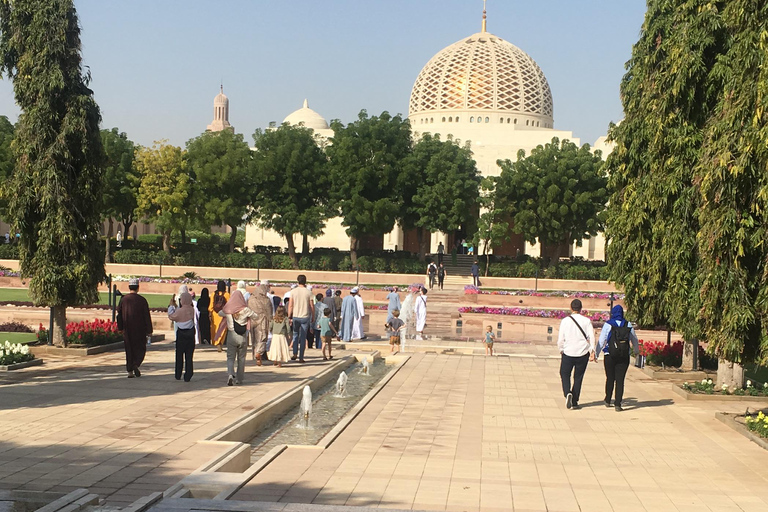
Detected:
[0,244,19,259]
[137,234,163,246]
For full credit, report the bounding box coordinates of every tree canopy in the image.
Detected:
[472,177,510,276]
[0,115,14,221]
[186,129,254,252]
[0,0,105,345]
[100,128,137,260]
[400,133,480,259]
[135,140,189,254]
[251,124,330,266]
[497,137,607,262]
[327,110,411,263]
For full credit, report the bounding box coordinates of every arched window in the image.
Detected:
[514,118,518,124]
[456,116,460,122]
[485,117,490,123]
[470,116,474,123]
[442,117,446,122]
[526,120,529,126]
[477,117,482,123]
[448,117,453,122]
[536,121,540,127]
[430,118,434,123]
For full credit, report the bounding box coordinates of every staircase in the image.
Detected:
[433,254,476,276]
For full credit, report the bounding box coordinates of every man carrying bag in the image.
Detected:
[557,299,596,410]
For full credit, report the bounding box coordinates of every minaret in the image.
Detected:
[481,0,487,33]
[207,85,233,132]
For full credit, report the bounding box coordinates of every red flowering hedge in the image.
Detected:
[639,340,683,367]
[37,319,122,347]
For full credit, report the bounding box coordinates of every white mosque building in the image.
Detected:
[241,9,608,260]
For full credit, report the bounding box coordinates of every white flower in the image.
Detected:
[746,380,752,388]
[707,379,713,385]
[701,378,708,385]
[721,384,729,391]
[764,382,768,389]
[684,382,689,386]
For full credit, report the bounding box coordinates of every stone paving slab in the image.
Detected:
[0,338,353,508]
[234,352,768,511]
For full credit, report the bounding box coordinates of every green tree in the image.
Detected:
[135,141,189,254]
[401,133,480,260]
[186,130,254,252]
[695,0,768,372]
[251,124,330,267]
[0,0,105,345]
[472,177,510,277]
[327,110,411,265]
[605,0,724,346]
[497,137,607,263]
[100,127,138,261]
[0,115,14,220]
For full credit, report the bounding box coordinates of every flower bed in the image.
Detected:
[683,379,768,397]
[457,306,608,323]
[639,340,718,369]
[37,319,122,347]
[746,411,768,439]
[0,340,34,365]
[464,285,624,300]
[0,321,34,333]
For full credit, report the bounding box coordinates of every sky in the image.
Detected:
[0,0,648,148]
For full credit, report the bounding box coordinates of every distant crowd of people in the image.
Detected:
[116,275,430,386]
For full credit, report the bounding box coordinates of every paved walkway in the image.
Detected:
[233,353,768,512]
[0,338,351,508]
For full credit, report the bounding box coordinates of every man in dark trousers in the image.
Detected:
[557,299,596,410]
[117,278,153,378]
[471,261,480,287]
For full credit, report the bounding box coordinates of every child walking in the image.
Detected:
[484,325,495,356]
[317,308,337,360]
[268,306,291,367]
[385,310,405,354]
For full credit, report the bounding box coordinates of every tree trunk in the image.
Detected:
[53,305,67,347]
[540,234,571,266]
[122,218,133,246]
[717,358,744,389]
[162,231,171,254]
[417,227,428,262]
[681,340,698,371]
[286,234,299,269]
[484,238,491,277]
[302,233,310,255]
[350,236,359,267]
[229,227,237,253]
[105,218,113,264]
[181,229,187,245]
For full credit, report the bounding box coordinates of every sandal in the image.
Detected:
[323,357,328,361]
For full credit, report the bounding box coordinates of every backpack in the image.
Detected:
[212,292,227,313]
[608,321,631,360]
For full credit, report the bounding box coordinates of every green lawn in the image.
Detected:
[0,288,170,309]
[0,332,37,344]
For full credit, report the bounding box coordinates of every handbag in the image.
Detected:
[232,317,247,335]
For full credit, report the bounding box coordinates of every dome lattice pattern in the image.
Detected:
[409,32,553,118]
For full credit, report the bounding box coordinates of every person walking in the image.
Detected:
[116,278,153,378]
[312,293,328,350]
[268,306,291,368]
[248,283,273,366]
[116,230,122,248]
[168,292,196,382]
[386,286,401,324]
[558,299,596,410]
[322,289,337,328]
[437,263,447,290]
[333,289,343,339]
[352,290,365,340]
[209,280,229,352]
[197,288,211,344]
[415,287,428,338]
[216,287,258,386]
[288,275,314,363]
[470,261,480,287]
[596,305,638,412]
[437,241,445,265]
[427,261,437,289]
[339,289,359,342]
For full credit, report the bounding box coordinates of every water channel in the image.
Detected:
[248,358,390,462]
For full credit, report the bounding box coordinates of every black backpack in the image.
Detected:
[608,321,631,359]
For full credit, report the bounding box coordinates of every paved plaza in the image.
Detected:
[1,338,768,512]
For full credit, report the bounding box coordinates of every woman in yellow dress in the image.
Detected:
[209,280,230,351]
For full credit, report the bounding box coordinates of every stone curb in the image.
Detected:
[0,357,42,371]
[671,384,768,403]
[715,412,768,451]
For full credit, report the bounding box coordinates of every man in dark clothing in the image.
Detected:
[437,263,447,290]
[471,261,480,287]
[427,262,437,289]
[333,290,343,339]
[117,278,153,378]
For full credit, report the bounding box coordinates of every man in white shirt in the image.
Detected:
[557,299,596,410]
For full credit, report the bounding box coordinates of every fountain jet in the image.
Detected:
[336,372,348,397]
[299,385,312,428]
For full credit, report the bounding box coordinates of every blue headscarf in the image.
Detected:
[607,305,626,328]
[326,288,333,297]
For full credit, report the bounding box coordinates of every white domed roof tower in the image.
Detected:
[282,99,333,138]
[207,85,233,132]
[408,4,575,178]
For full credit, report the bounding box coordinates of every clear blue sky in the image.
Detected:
[0,0,647,148]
